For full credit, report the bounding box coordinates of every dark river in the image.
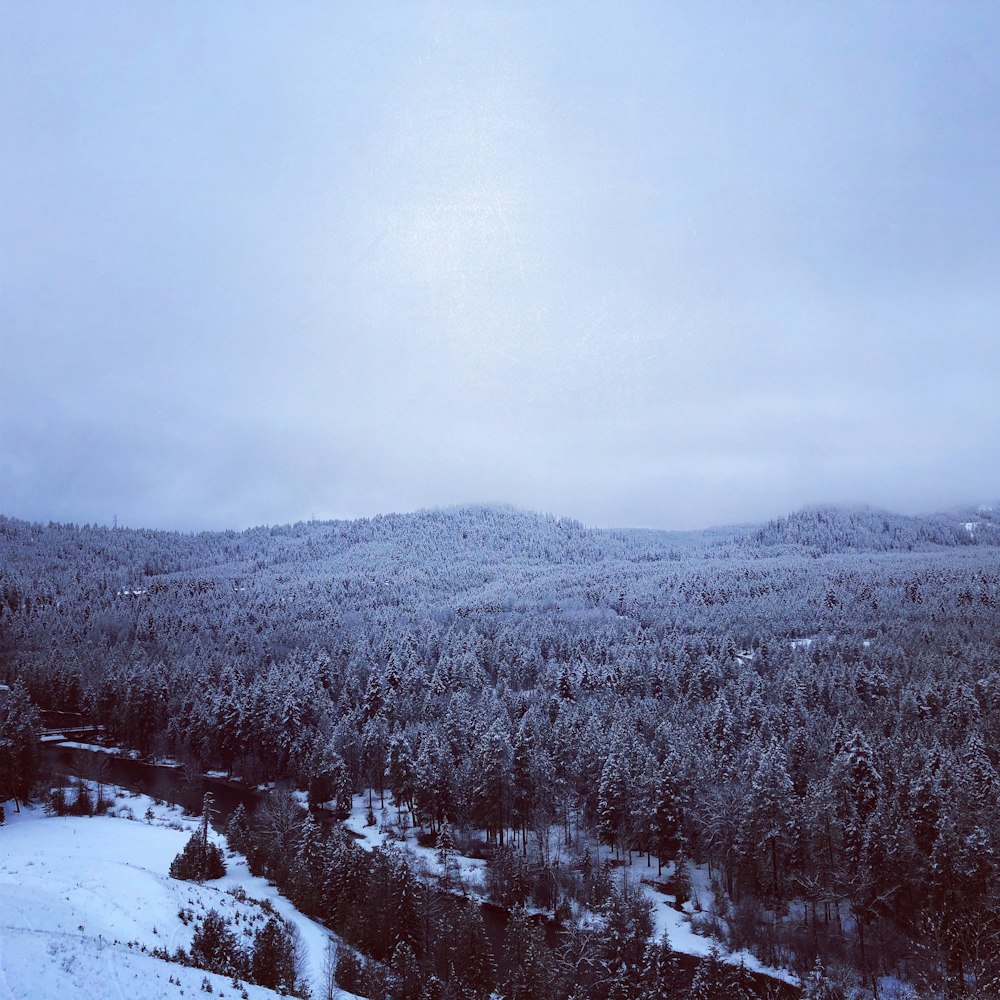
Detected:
[40,742,261,828]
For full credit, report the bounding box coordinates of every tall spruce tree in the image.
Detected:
[0,682,40,812]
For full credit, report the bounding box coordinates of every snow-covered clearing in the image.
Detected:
[342,793,488,891]
[0,790,357,1000]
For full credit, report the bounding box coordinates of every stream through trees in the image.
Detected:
[39,741,797,999]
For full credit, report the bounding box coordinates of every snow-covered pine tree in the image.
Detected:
[800,957,845,999]
[224,801,252,856]
[251,916,297,993]
[686,944,731,1000]
[170,794,226,882]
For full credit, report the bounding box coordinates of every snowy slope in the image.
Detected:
[0,796,354,1000]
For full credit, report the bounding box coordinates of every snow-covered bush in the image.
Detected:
[169,832,226,882]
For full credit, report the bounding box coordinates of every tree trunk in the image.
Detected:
[770,839,780,902]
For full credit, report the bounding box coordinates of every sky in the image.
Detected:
[2,1,998,532]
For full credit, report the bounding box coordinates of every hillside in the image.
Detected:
[0,790,349,1000]
[748,503,1000,553]
[1,501,992,596]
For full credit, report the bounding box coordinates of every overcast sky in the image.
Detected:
[2,1,998,531]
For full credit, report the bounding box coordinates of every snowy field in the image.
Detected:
[0,791,357,1000]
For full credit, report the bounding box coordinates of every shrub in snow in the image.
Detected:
[46,783,67,815]
[190,908,248,979]
[170,832,227,882]
[72,779,94,816]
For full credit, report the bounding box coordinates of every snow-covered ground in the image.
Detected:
[613,851,799,986]
[343,790,797,988]
[3,772,795,1000]
[0,789,357,1000]
[342,793,489,891]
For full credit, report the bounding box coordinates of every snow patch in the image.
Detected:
[342,792,488,891]
[611,851,799,986]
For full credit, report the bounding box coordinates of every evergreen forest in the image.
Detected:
[2,502,999,998]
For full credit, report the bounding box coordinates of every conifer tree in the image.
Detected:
[191,908,244,977]
[687,944,731,1000]
[455,901,495,998]
[251,916,297,993]
[390,853,421,957]
[832,731,882,865]
[472,720,511,844]
[730,958,757,1000]
[0,681,40,811]
[73,777,94,816]
[170,793,226,881]
[640,932,681,1000]
[502,904,552,1000]
[800,958,845,1000]
[435,821,459,887]
[290,812,326,914]
[672,850,692,908]
[391,940,422,1000]
[597,751,632,859]
[512,727,536,851]
[651,764,684,875]
[600,884,653,996]
[743,740,796,902]
[389,732,416,820]
[224,801,252,856]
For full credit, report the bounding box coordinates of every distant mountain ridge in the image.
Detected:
[0,501,996,592]
[747,502,1000,554]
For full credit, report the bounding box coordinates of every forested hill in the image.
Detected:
[3,501,1000,994]
[0,499,994,586]
[748,503,1000,553]
[1,500,997,660]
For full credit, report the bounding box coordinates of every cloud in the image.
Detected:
[2,1,997,530]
